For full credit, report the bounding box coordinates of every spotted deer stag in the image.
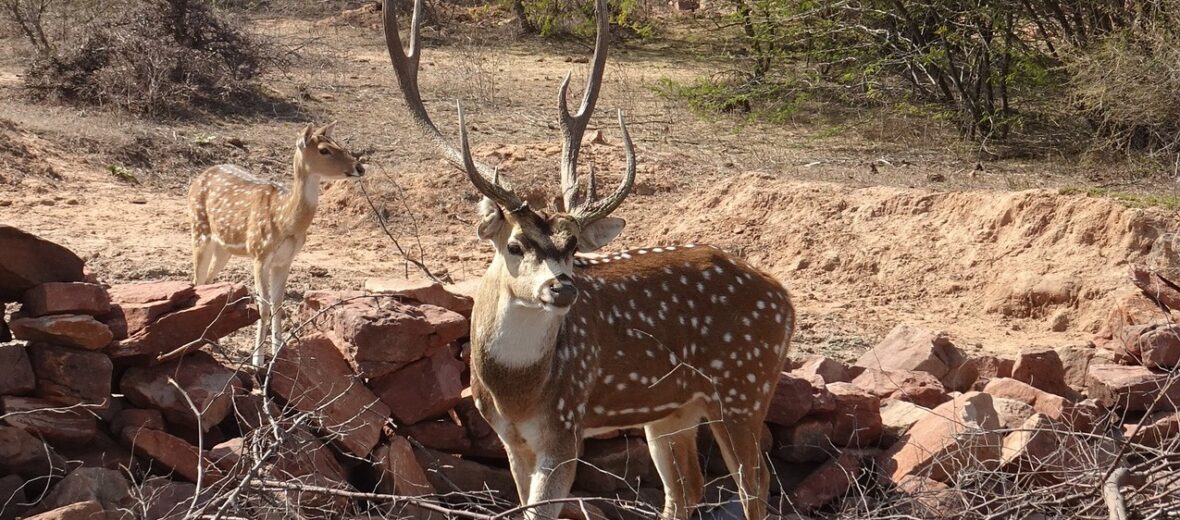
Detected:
[384,1,794,518]
[187,124,365,367]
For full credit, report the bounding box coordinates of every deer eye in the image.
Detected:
[506,242,524,256]
[318,148,331,155]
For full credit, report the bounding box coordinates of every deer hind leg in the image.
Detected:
[251,256,272,368]
[192,236,215,285]
[708,414,770,520]
[203,244,232,284]
[267,259,294,355]
[645,411,705,520]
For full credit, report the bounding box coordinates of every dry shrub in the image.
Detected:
[23,0,283,116]
[1068,15,1180,160]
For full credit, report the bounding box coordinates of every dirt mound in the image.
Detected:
[0,119,62,191]
[635,173,1179,343]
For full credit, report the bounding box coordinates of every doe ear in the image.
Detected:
[578,217,625,252]
[318,121,338,138]
[476,197,506,241]
[298,123,316,150]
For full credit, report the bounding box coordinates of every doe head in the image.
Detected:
[296,122,366,179]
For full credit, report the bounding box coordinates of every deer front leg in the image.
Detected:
[251,256,272,368]
[505,441,537,506]
[523,436,579,520]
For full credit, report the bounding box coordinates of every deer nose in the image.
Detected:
[353,163,366,176]
[543,275,578,308]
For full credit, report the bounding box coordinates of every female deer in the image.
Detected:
[187,123,364,366]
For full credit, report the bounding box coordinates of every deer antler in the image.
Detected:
[570,110,635,225]
[383,0,525,211]
[558,0,609,212]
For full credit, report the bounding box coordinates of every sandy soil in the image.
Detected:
[2,8,1178,361]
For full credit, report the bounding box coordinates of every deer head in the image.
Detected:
[295,122,366,179]
[384,0,633,313]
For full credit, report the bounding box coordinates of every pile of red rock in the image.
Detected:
[4,222,1178,519]
[1,225,261,519]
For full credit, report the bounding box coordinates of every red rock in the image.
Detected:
[22,500,106,520]
[981,378,1090,430]
[791,355,851,384]
[28,344,112,408]
[119,427,222,484]
[456,392,494,439]
[260,428,354,516]
[878,392,1001,484]
[955,355,1015,391]
[850,368,948,409]
[268,333,390,457]
[0,425,68,480]
[786,451,861,513]
[825,382,883,448]
[770,417,836,463]
[0,226,84,302]
[139,477,197,520]
[1055,344,1106,391]
[0,304,8,343]
[120,351,242,431]
[415,446,516,499]
[1124,411,1180,449]
[300,291,469,378]
[855,324,965,379]
[228,392,281,434]
[364,278,475,316]
[575,437,658,493]
[1011,346,1074,398]
[1,396,97,445]
[110,409,165,436]
[109,283,258,359]
[9,314,112,350]
[1129,265,1180,309]
[1126,323,1180,369]
[102,281,198,339]
[992,397,1036,429]
[1093,288,1179,358]
[999,414,1061,476]
[0,474,29,520]
[375,436,436,496]
[1086,364,1180,412]
[372,349,465,425]
[0,343,35,396]
[21,283,110,317]
[880,400,932,447]
[52,431,138,473]
[766,373,816,426]
[895,476,962,517]
[403,418,471,453]
[42,467,131,513]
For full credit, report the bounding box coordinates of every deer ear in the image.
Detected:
[298,124,315,150]
[476,197,506,241]
[318,121,338,138]
[578,217,625,252]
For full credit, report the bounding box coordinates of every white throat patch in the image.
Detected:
[485,299,564,368]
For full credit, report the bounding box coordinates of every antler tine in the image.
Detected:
[458,104,526,212]
[558,0,610,213]
[383,0,516,198]
[573,110,635,224]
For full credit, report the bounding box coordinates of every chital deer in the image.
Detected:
[187,123,365,366]
[384,1,794,518]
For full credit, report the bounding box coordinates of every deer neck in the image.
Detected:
[470,260,565,396]
[279,152,320,235]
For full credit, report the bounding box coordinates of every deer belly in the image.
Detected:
[580,391,711,433]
